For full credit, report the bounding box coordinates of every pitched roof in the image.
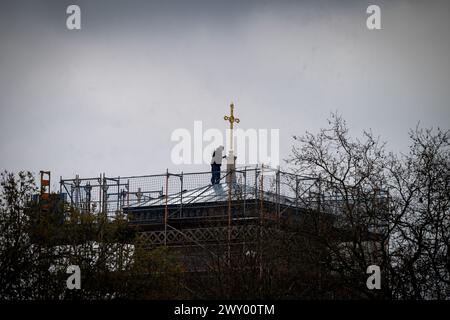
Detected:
[126,181,297,209]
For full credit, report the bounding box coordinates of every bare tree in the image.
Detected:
[287,113,391,298]
[387,126,450,299]
[287,113,450,299]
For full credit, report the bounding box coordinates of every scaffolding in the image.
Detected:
[59,166,389,251]
[59,166,316,219]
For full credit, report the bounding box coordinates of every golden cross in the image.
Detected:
[224,102,240,151]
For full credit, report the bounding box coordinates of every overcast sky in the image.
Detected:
[0,0,449,188]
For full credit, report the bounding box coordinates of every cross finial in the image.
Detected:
[224,102,240,151]
[224,102,240,129]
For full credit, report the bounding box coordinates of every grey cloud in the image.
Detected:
[0,0,449,181]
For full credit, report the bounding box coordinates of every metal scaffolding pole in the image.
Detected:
[164,169,169,246]
[259,165,264,296]
[227,169,232,264]
[180,172,183,219]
